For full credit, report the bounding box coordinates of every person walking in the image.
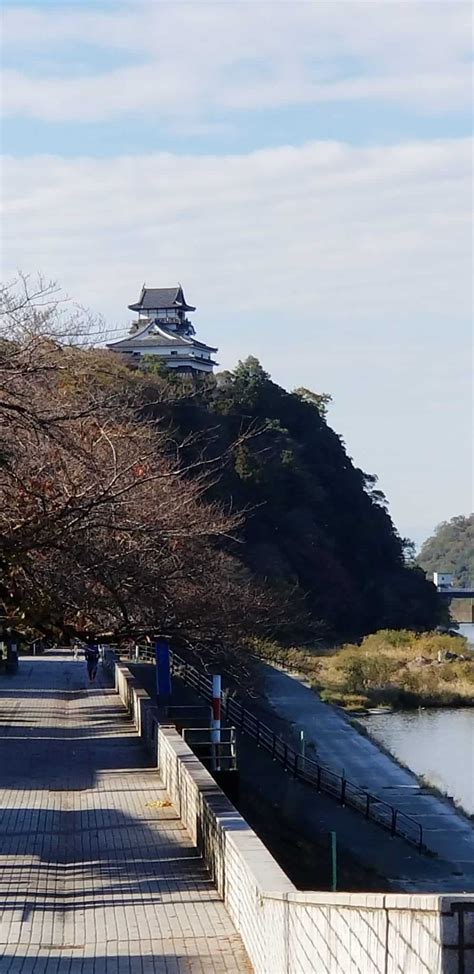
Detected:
[84,643,99,683]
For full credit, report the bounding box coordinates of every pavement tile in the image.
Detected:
[0,652,252,973]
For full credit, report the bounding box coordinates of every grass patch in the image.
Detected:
[248,630,474,710]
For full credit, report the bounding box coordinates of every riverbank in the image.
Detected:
[129,655,474,892]
[256,658,474,887]
[249,629,474,711]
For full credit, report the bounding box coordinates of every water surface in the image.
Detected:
[360,707,474,814]
[458,622,474,645]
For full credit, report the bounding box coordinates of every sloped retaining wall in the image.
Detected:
[104,654,474,974]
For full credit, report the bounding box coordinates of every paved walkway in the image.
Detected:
[0,651,252,973]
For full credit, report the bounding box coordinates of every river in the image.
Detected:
[358,623,474,815]
[458,622,474,646]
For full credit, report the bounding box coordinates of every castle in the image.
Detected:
[107,285,218,374]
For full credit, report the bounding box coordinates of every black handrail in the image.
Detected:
[118,644,424,852]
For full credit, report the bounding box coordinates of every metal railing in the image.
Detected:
[182,725,237,771]
[116,644,424,852]
[447,901,474,974]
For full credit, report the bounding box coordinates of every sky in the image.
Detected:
[1,0,472,548]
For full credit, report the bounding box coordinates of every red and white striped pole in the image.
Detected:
[211,674,222,771]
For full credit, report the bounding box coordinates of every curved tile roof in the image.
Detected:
[107,322,217,353]
[128,285,196,313]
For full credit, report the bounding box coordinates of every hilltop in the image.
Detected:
[141,355,445,642]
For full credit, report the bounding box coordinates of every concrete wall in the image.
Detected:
[105,654,474,974]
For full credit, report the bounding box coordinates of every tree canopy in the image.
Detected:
[417,515,474,588]
[146,356,446,638]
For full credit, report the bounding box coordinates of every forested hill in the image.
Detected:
[0,272,443,647]
[146,357,444,640]
[417,515,474,588]
[0,318,444,645]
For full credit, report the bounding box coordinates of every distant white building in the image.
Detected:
[107,285,218,375]
[433,572,454,589]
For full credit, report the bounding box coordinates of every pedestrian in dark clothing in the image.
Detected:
[85,644,99,682]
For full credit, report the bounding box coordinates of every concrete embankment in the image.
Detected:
[258,661,474,884]
[130,658,474,893]
[109,654,474,974]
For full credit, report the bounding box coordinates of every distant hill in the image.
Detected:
[417,515,474,588]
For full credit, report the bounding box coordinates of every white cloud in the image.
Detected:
[2,137,470,328]
[1,134,472,538]
[1,2,471,121]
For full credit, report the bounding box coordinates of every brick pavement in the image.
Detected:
[0,651,252,973]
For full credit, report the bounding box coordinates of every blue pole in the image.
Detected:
[155,639,172,704]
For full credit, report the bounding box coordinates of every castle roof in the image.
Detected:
[128,285,195,313]
[107,322,217,354]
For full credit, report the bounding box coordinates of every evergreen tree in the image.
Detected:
[145,356,446,639]
[418,515,474,587]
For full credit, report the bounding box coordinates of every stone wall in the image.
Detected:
[105,654,474,974]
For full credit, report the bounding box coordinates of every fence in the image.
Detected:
[114,644,424,852]
[182,725,238,771]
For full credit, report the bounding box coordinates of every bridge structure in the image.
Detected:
[436,588,474,600]
[435,582,474,621]
[1,648,473,974]
[432,571,474,601]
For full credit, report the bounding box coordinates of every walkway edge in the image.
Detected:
[105,653,474,974]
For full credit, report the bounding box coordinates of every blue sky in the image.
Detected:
[1,0,472,547]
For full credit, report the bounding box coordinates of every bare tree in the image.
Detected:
[0,273,107,346]
[0,280,278,647]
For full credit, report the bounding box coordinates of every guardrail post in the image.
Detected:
[299,729,305,772]
[391,808,397,837]
[340,777,346,806]
[330,831,337,891]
